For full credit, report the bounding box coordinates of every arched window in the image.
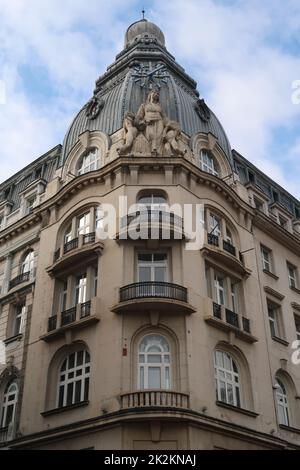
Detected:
[64,225,72,244]
[275,378,290,426]
[78,148,101,176]
[138,193,167,211]
[22,251,34,274]
[1,381,18,428]
[57,350,90,408]
[199,150,219,177]
[138,335,171,390]
[214,350,241,407]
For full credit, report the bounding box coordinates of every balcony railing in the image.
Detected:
[83,232,96,246]
[213,302,222,319]
[0,427,8,444]
[9,272,30,290]
[207,233,219,247]
[225,309,239,328]
[61,307,76,327]
[80,301,92,319]
[223,240,236,257]
[120,391,190,410]
[63,238,79,255]
[212,303,252,334]
[120,282,188,303]
[48,315,58,332]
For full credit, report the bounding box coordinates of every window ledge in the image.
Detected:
[279,424,300,435]
[263,269,279,280]
[4,334,23,346]
[290,286,300,295]
[216,401,259,418]
[271,336,289,347]
[41,401,89,417]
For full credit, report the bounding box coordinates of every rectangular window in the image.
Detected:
[13,304,26,337]
[278,215,288,229]
[75,274,87,305]
[209,214,221,237]
[253,196,264,212]
[77,212,91,236]
[138,253,168,283]
[93,267,98,297]
[268,302,281,339]
[26,195,36,214]
[261,245,272,272]
[287,263,298,289]
[61,281,68,312]
[295,314,300,341]
[214,274,226,306]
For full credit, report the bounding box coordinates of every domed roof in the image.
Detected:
[60,20,232,167]
[125,19,165,48]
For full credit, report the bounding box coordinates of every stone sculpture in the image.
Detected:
[117,112,138,154]
[163,120,185,156]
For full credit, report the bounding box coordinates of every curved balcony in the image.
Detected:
[112,282,195,315]
[120,390,190,410]
[116,210,185,242]
[9,272,31,290]
[202,233,251,277]
[47,233,103,276]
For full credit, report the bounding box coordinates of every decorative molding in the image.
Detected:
[264,286,284,300]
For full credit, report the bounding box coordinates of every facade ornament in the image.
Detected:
[195,98,211,122]
[117,112,138,155]
[86,96,105,120]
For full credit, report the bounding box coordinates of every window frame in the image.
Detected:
[214,350,241,408]
[78,148,101,176]
[1,381,18,429]
[199,150,219,177]
[57,350,90,409]
[275,378,290,426]
[138,334,171,390]
[261,245,272,272]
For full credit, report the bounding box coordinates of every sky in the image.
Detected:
[0,0,300,198]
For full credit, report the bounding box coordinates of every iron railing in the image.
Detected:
[48,315,58,332]
[120,282,188,303]
[225,309,239,328]
[207,233,219,247]
[63,238,79,255]
[80,301,92,319]
[9,272,30,290]
[223,240,236,256]
[61,307,76,327]
[121,210,183,232]
[53,248,60,263]
[120,391,189,410]
[213,302,222,319]
[83,232,96,245]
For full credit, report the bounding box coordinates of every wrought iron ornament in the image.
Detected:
[86,96,105,120]
[195,98,211,122]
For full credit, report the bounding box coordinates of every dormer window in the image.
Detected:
[26,195,36,214]
[78,148,101,176]
[199,151,219,177]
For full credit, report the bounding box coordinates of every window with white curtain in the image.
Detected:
[1,381,18,428]
[78,148,101,176]
[199,151,219,177]
[138,335,171,390]
[275,378,290,426]
[214,350,241,407]
[57,350,90,408]
[22,251,34,274]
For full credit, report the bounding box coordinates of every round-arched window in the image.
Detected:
[275,378,290,426]
[1,381,18,428]
[78,148,101,176]
[138,335,171,390]
[57,350,90,408]
[22,251,34,275]
[199,150,219,177]
[214,350,241,407]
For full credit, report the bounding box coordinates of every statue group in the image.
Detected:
[118,90,185,157]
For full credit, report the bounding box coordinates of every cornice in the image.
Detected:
[254,211,300,255]
[0,156,254,245]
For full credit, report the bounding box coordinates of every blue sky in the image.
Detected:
[0,0,300,198]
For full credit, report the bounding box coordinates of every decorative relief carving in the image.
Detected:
[118,90,188,157]
[86,96,105,120]
[195,98,211,122]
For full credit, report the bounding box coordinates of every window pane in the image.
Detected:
[148,367,161,389]
[75,381,82,403]
[66,383,73,406]
[84,378,89,402]
[147,354,162,364]
[139,266,151,282]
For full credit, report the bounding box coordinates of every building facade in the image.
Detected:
[0,19,300,450]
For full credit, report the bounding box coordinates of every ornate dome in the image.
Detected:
[125,19,165,48]
[60,20,232,167]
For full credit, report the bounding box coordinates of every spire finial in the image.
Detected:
[142,8,145,20]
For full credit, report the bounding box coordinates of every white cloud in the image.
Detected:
[0,0,300,199]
